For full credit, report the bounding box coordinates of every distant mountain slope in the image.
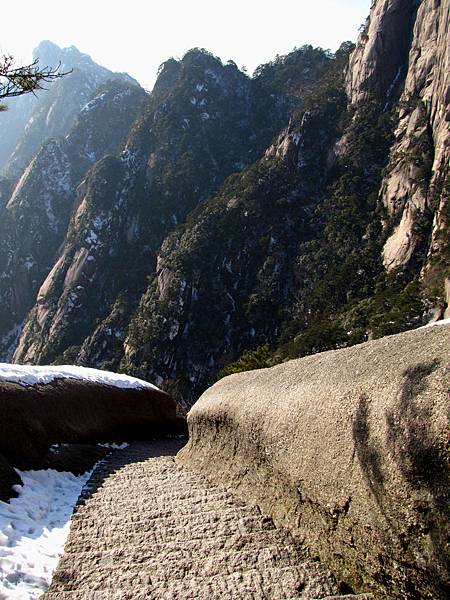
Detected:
[0,79,147,359]
[0,40,136,179]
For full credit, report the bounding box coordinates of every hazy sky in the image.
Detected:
[2,1,371,90]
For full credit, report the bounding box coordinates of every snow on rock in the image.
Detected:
[97,442,129,450]
[0,468,92,599]
[0,364,158,391]
[422,317,450,328]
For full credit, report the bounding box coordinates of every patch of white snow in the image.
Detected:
[85,230,98,246]
[0,364,159,390]
[421,317,450,329]
[0,468,92,599]
[97,443,129,450]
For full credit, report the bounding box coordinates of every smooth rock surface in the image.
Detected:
[178,324,450,599]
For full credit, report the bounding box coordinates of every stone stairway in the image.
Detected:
[42,441,373,600]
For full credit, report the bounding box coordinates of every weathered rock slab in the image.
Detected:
[178,324,450,599]
[0,375,184,499]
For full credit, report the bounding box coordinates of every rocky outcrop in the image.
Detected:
[345,0,417,105]
[340,0,450,312]
[178,324,450,599]
[379,0,449,274]
[0,375,183,498]
[346,0,449,285]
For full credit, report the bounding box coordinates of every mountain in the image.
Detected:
[0,41,136,179]
[0,77,147,358]
[122,0,449,403]
[3,0,449,406]
[12,46,330,368]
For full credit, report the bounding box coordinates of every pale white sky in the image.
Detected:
[2,1,371,90]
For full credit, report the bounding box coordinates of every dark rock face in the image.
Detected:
[346,0,417,105]
[178,324,450,599]
[0,452,22,502]
[0,377,184,489]
[40,444,110,475]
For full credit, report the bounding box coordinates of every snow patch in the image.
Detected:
[23,258,35,271]
[45,101,57,126]
[81,92,107,114]
[0,364,159,390]
[85,229,98,246]
[0,468,92,599]
[421,317,450,329]
[205,69,219,82]
[98,443,129,450]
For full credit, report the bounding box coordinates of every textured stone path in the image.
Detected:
[42,441,372,600]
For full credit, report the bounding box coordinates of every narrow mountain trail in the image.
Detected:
[42,441,372,600]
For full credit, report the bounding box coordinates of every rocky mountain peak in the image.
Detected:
[1,41,138,179]
[32,40,62,66]
[33,41,98,75]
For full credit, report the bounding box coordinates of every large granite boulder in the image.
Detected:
[178,324,450,599]
[0,365,185,499]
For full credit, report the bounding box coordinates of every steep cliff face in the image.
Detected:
[346,0,418,105]
[0,80,146,359]
[0,41,136,180]
[347,0,449,312]
[380,0,449,280]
